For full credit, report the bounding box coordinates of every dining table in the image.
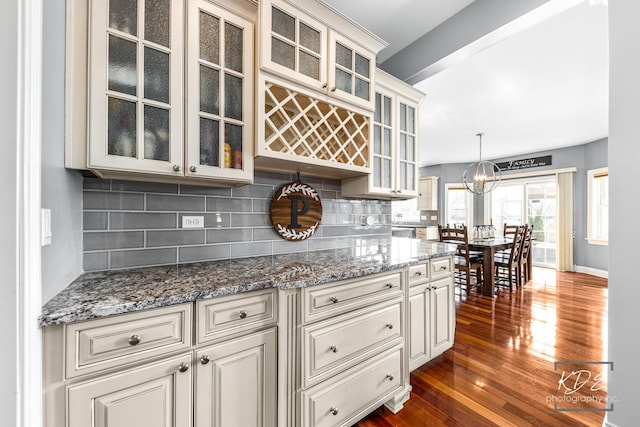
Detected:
[467,237,514,296]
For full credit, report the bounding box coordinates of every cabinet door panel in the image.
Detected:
[431,277,454,356]
[408,285,430,371]
[195,329,277,427]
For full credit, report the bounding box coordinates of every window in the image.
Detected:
[587,167,608,245]
[445,184,473,227]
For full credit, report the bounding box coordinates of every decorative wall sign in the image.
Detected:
[271,181,322,241]
[495,155,552,171]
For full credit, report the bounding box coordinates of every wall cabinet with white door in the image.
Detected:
[342,69,424,199]
[418,176,439,210]
[65,0,255,186]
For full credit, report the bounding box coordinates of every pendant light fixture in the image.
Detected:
[462,133,501,195]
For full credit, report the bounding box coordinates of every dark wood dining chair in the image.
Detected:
[494,225,525,292]
[439,224,483,294]
[518,224,533,285]
[503,223,520,238]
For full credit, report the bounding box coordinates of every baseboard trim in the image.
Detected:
[575,265,608,278]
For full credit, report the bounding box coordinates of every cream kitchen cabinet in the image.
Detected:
[259,0,384,111]
[341,69,424,199]
[66,0,255,186]
[407,257,455,372]
[418,176,439,210]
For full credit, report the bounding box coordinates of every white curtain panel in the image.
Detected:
[556,171,575,271]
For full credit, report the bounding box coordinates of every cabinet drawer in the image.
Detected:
[303,271,403,323]
[415,228,427,239]
[431,256,453,279]
[303,300,402,387]
[301,346,403,427]
[65,304,192,379]
[197,288,276,344]
[408,263,429,285]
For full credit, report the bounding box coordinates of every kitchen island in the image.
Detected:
[41,238,456,427]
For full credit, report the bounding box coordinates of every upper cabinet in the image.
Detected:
[342,69,424,199]
[259,0,378,111]
[418,176,439,210]
[66,0,256,186]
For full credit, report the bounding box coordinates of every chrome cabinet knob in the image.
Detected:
[200,355,210,365]
[190,165,197,172]
[178,362,189,373]
[329,296,339,304]
[330,86,336,92]
[128,335,140,346]
[385,323,393,330]
[329,407,339,416]
[173,164,181,172]
[386,374,394,381]
[239,310,247,319]
[329,345,338,353]
[322,83,328,89]
[385,283,394,288]
[415,271,422,276]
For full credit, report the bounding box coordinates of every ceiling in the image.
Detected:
[321,0,609,167]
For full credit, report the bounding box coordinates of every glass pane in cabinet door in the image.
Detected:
[108,35,137,96]
[224,22,243,73]
[383,96,391,126]
[200,11,220,64]
[224,73,243,121]
[271,38,295,70]
[383,159,392,188]
[399,134,406,161]
[407,135,415,162]
[224,123,243,169]
[144,0,170,47]
[299,51,319,80]
[373,125,381,154]
[299,22,320,53]
[374,93,381,123]
[399,163,407,189]
[407,165,415,191]
[272,7,295,41]
[200,65,219,115]
[144,47,169,103]
[373,157,381,187]
[354,77,369,100]
[355,53,369,78]
[335,43,352,69]
[109,0,137,35]
[408,106,415,133]
[399,104,407,132]
[383,128,391,156]
[335,68,352,93]
[143,105,169,161]
[200,117,220,167]
[107,97,137,157]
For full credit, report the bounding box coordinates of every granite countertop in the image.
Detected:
[39,238,456,326]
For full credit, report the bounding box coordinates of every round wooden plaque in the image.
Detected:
[271,181,322,241]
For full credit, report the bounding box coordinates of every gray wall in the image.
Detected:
[82,172,391,271]
[0,0,19,423]
[420,138,608,272]
[41,0,84,303]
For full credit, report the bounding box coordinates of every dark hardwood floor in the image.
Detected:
[356,267,608,427]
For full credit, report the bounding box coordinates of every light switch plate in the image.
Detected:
[182,215,204,228]
[41,208,52,246]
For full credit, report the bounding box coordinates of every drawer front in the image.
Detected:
[303,300,402,387]
[301,346,403,427]
[65,304,192,379]
[197,288,276,344]
[431,256,453,279]
[415,228,427,239]
[408,262,429,285]
[303,271,403,323]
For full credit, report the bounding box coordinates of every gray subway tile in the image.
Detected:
[231,184,274,199]
[111,180,178,194]
[308,237,338,251]
[83,177,111,190]
[110,248,177,269]
[253,170,293,185]
[147,229,205,247]
[84,231,144,251]
[320,190,338,200]
[231,213,270,227]
[320,213,337,225]
[83,252,109,271]
[179,212,230,228]
[253,227,279,241]
[322,178,341,191]
[206,197,253,212]
[110,212,177,230]
[273,239,308,254]
[180,185,231,196]
[230,242,272,258]
[84,212,108,230]
[179,244,230,263]
[321,225,350,237]
[147,194,205,211]
[253,198,270,213]
[206,228,252,244]
[84,191,144,210]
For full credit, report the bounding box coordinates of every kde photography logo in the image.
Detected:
[547,361,617,412]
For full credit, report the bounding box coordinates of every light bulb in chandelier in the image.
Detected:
[462,133,501,195]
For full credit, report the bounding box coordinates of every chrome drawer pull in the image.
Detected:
[329,407,339,416]
[440,265,447,270]
[178,362,189,373]
[385,283,394,288]
[415,271,422,276]
[385,323,394,330]
[329,296,339,304]
[128,335,141,346]
[329,345,339,353]
[239,310,247,319]
[386,374,394,381]
[200,355,210,365]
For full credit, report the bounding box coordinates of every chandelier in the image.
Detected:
[462,133,501,195]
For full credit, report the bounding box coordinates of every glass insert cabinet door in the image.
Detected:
[397,99,417,194]
[186,0,254,181]
[89,0,184,174]
[328,31,375,111]
[372,90,394,194]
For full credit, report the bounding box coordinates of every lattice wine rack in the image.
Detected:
[259,81,370,174]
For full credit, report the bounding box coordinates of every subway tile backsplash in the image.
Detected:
[82,171,392,271]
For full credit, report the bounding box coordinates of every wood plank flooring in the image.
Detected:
[355,268,608,427]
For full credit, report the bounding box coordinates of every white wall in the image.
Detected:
[607,0,640,425]
[0,0,20,424]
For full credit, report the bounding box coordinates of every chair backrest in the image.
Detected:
[519,224,533,262]
[504,223,520,238]
[508,226,526,265]
[439,224,472,260]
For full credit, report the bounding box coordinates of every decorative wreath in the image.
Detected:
[271,181,322,242]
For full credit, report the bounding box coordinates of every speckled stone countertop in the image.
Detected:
[39,238,456,326]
